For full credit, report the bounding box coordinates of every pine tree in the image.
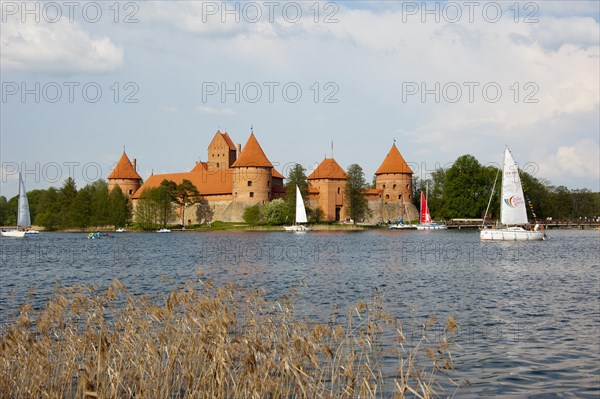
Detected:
[109,185,132,228]
[345,164,370,225]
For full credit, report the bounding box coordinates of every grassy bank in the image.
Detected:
[1,278,461,398]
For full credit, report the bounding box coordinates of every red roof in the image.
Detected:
[190,162,208,172]
[272,168,285,179]
[231,134,274,168]
[363,188,382,195]
[108,152,142,180]
[375,144,413,175]
[209,130,236,151]
[132,168,233,199]
[307,158,347,180]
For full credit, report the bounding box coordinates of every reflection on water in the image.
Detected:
[1,229,598,397]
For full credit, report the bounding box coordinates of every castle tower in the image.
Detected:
[207,130,237,170]
[108,151,142,198]
[374,144,413,203]
[231,133,274,203]
[307,158,347,221]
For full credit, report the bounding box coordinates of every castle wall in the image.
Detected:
[365,200,419,225]
[375,173,412,203]
[233,167,272,203]
[308,179,346,221]
[108,179,140,198]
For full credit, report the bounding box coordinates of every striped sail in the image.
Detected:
[295,186,308,224]
[17,173,31,228]
[500,148,528,225]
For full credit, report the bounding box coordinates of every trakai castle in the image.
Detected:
[107,130,419,224]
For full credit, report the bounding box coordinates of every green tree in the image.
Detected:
[5,195,18,226]
[345,164,370,225]
[109,185,132,228]
[0,196,7,226]
[262,199,287,225]
[134,189,160,230]
[150,184,175,228]
[309,206,324,223]
[26,189,45,225]
[163,179,201,227]
[35,188,61,230]
[284,164,308,223]
[59,177,78,228]
[71,187,92,229]
[195,198,214,224]
[89,180,110,227]
[440,155,489,218]
[243,204,262,225]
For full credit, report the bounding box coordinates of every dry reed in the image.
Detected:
[1,275,461,398]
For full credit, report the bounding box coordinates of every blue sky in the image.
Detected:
[1,0,599,198]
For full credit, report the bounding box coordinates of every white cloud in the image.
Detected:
[535,139,600,182]
[1,19,123,73]
[195,106,235,115]
[529,17,600,50]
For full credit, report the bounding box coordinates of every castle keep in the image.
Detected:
[108,130,418,224]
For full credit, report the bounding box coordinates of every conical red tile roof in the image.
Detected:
[375,144,412,175]
[307,158,347,180]
[108,152,142,180]
[231,133,274,168]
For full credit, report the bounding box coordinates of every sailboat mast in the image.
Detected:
[16,172,21,229]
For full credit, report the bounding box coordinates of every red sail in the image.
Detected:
[420,191,432,224]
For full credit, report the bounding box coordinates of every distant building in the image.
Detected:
[107,131,418,225]
[107,152,142,197]
[306,144,417,223]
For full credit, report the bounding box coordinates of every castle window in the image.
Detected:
[406,184,409,190]
[247,181,252,187]
[337,187,340,194]
[216,162,220,168]
[128,189,133,195]
[249,192,254,198]
[398,195,401,200]
[393,184,397,190]
[385,194,390,200]
[383,184,386,189]
[267,181,270,187]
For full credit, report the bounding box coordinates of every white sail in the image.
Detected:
[17,173,31,228]
[295,186,308,224]
[500,147,528,226]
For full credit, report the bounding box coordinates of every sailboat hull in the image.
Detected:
[1,230,26,238]
[480,227,545,241]
[284,225,311,232]
[416,224,447,230]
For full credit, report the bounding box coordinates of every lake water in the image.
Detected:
[1,229,599,397]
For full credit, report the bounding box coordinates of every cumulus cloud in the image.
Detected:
[1,19,123,73]
[195,105,235,115]
[535,139,600,182]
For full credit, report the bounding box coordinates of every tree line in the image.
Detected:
[0,178,131,230]
[411,154,599,221]
[1,154,597,229]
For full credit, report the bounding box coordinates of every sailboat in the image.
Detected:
[480,147,545,241]
[415,187,447,230]
[389,201,416,229]
[284,186,311,232]
[1,173,37,237]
